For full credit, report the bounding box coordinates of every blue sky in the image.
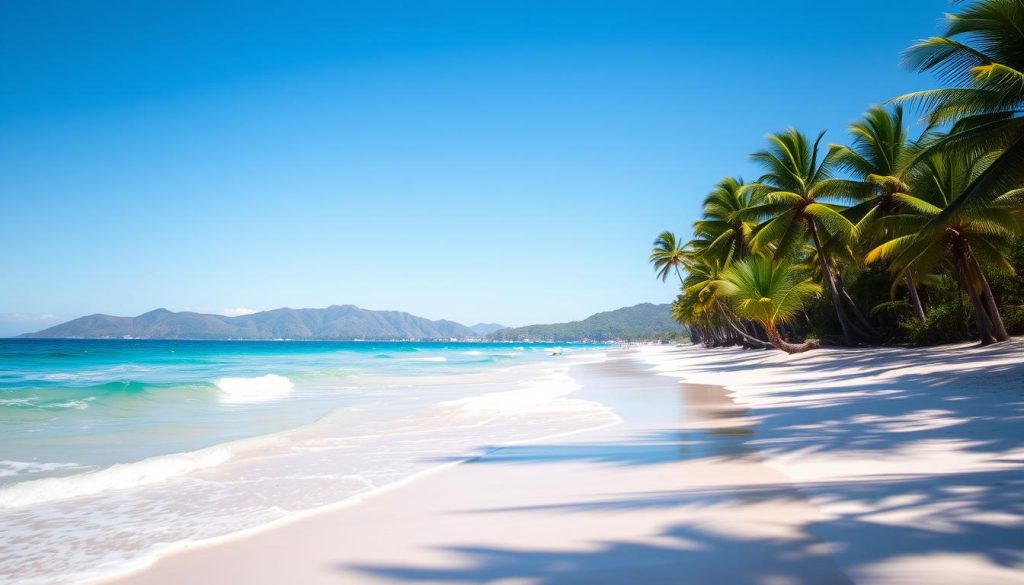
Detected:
[0,0,950,335]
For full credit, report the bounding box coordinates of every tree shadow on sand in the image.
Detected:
[346,521,855,585]
[345,465,1021,583]
[348,342,1023,583]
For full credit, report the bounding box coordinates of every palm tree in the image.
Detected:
[673,259,729,347]
[896,0,1024,218]
[867,147,1020,344]
[830,105,932,321]
[690,177,757,266]
[680,253,773,348]
[743,128,874,344]
[716,257,823,354]
[650,231,686,283]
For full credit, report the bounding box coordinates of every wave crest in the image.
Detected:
[216,374,294,404]
[0,448,231,508]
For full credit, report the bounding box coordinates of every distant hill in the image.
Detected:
[489,303,683,342]
[20,306,477,340]
[19,303,682,342]
[468,323,505,336]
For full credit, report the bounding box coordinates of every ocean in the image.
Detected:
[0,339,616,584]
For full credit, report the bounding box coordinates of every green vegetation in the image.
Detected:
[489,303,685,342]
[652,0,1023,351]
[717,258,823,354]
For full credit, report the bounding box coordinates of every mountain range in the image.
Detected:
[488,303,681,342]
[19,303,680,341]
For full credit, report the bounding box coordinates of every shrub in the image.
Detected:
[902,301,973,345]
[1003,306,1024,335]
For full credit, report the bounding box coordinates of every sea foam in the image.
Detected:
[0,448,231,508]
[216,374,294,404]
[0,460,84,479]
[444,368,605,416]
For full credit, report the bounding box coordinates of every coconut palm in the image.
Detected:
[673,260,730,347]
[649,231,686,283]
[866,148,1020,344]
[896,0,1024,218]
[715,257,823,354]
[690,177,757,266]
[679,253,773,348]
[743,128,874,344]
[830,105,933,321]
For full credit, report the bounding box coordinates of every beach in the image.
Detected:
[109,340,1024,585]
[0,341,615,584]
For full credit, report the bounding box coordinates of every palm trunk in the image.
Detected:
[765,322,818,354]
[967,246,1010,342]
[715,301,772,349]
[905,274,926,322]
[840,286,878,338]
[835,272,879,339]
[802,310,815,331]
[743,321,773,349]
[808,220,856,344]
[955,246,996,345]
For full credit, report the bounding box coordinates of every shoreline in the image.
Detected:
[3,350,620,585]
[111,341,1024,585]
[88,413,626,585]
[111,349,852,584]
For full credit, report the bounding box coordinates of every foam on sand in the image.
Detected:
[444,367,614,416]
[0,447,232,508]
[216,374,294,403]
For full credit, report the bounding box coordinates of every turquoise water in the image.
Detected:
[1,339,580,479]
[0,339,615,584]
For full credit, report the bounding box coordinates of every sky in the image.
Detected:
[0,0,951,336]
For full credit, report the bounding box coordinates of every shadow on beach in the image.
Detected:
[346,342,1024,584]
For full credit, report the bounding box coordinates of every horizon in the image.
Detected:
[0,0,948,336]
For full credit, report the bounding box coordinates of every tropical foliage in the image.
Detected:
[716,258,822,354]
[650,0,1023,351]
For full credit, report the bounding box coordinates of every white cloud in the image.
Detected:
[222,307,260,317]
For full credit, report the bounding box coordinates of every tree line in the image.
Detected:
[651,0,1023,353]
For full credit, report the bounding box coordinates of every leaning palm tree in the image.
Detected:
[681,253,773,348]
[895,0,1024,218]
[867,148,1019,344]
[716,257,823,354]
[649,231,686,283]
[830,105,932,321]
[743,128,873,344]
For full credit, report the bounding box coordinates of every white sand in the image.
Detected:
[640,339,1024,584]
[110,341,1023,585]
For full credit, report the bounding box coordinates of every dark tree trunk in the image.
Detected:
[716,301,772,348]
[835,272,879,339]
[968,247,1010,342]
[807,220,856,344]
[955,246,996,345]
[905,274,927,322]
